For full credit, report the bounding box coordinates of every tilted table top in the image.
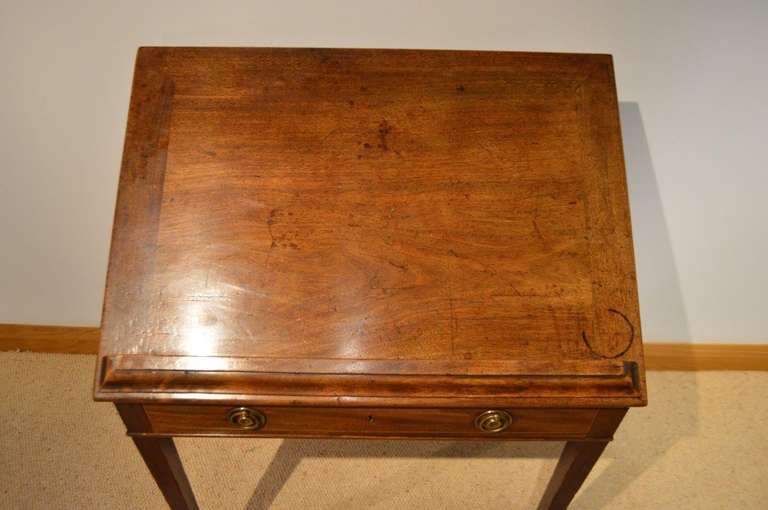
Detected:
[95,47,646,409]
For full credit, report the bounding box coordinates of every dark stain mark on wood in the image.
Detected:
[267,209,279,248]
[456,84,465,93]
[378,120,391,151]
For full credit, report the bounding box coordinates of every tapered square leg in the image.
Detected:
[131,436,199,510]
[116,404,199,510]
[536,440,608,510]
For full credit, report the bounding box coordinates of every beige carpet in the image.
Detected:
[1,352,766,509]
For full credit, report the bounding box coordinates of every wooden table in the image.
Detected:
[95,47,646,510]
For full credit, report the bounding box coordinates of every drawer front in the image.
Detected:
[140,405,598,439]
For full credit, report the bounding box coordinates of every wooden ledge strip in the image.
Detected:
[100,358,638,399]
[1,324,767,370]
[109,354,626,377]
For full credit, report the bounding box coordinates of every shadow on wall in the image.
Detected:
[619,102,690,342]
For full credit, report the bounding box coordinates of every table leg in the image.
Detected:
[115,404,199,510]
[131,436,199,510]
[536,440,608,510]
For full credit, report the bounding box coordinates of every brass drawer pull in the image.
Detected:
[474,410,512,433]
[227,407,266,430]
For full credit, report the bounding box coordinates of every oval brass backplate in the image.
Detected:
[474,409,513,433]
[227,407,266,430]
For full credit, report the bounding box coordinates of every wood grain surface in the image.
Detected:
[93,48,645,407]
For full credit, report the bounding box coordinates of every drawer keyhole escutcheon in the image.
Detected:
[227,407,266,430]
[474,409,513,433]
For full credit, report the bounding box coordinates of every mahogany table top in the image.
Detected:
[95,48,646,408]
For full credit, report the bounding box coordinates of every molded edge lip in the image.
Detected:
[95,355,644,407]
[93,389,647,408]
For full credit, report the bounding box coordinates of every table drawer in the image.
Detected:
[140,405,598,439]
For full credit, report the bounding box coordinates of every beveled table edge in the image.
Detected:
[94,354,646,408]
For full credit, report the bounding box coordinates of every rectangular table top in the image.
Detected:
[96,48,646,408]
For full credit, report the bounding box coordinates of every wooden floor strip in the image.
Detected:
[1,324,766,370]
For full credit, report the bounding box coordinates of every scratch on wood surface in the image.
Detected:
[321,127,340,144]
[478,141,510,172]
[473,259,522,297]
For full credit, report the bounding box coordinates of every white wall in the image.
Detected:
[1,0,766,342]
